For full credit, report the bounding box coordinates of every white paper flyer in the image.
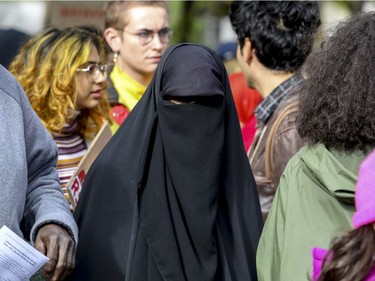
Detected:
[0,225,48,281]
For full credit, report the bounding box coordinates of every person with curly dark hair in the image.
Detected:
[257,12,375,281]
[229,1,321,220]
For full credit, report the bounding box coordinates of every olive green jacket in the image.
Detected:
[256,143,372,281]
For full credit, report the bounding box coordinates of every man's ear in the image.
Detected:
[243,38,254,65]
[104,27,121,53]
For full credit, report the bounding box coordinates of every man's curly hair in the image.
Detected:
[297,12,375,151]
[229,1,320,72]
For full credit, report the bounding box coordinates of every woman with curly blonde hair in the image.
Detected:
[9,26,111,207]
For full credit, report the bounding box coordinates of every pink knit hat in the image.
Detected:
[352,150,375,229]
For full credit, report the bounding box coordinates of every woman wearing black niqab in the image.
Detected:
[71,43,263,281]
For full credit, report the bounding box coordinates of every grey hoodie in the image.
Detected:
[0,65,78,243]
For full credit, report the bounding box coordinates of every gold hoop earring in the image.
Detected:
[113,53,118,63]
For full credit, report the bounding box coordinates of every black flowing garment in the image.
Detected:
[71,43,263,281]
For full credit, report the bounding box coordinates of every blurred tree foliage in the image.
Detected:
[168,1,232,44]
[336,0,364,13]
[167,1,367,48]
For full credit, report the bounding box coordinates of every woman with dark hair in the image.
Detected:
[313,150,375,281]
[71,43,263,281]
[257,12,375,281]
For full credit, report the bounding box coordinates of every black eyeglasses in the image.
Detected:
[116,27,173,45]
[76,64,108,82]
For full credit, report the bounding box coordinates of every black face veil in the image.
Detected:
[71,43,263,281]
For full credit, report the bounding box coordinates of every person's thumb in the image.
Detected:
[34,234,47,255]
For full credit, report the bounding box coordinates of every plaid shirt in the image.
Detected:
[254,72,304,124]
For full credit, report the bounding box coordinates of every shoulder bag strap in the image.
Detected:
[265,102,299,181]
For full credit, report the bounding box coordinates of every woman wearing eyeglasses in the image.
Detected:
[9,26,111,209]
[103,1,172,132]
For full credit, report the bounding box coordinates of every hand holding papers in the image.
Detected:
[0,226,48,281]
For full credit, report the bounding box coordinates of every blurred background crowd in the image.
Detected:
[1,1,375,67]
[2,1,375,151]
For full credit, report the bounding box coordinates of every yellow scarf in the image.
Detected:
[110,63,146,110]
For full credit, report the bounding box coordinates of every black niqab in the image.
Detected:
[71,43,263,281]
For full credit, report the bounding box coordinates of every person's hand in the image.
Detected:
[34,224,76,281]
